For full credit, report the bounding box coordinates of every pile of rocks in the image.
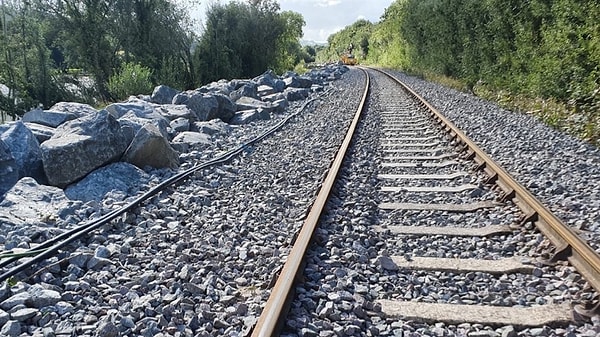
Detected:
[0,65,348,228]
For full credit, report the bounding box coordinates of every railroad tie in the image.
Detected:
[381,184,478,193]
[378,172,468,180]
[383,153,457,161]
[374,225,513,237]
[379,201,500,212]
[381,161,460,168]
[378,300,573,327]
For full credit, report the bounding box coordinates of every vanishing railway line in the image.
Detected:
[257,68,600,336]
[0,67,598,336]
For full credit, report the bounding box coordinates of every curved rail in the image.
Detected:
[0,97,321,283]
[251,68,370,336]
[374,68,600,294]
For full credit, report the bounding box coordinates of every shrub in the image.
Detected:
[108,62,153,100]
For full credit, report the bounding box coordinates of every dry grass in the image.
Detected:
[420,73,599,148]
[473,84,600,147]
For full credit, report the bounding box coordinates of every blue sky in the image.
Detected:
[187,0,395,43]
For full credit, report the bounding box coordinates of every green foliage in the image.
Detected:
[317,19,374,63]
[293,60,309,75]
[392,0,600,108]
[0,1,69,117]
[1,0,197,114]
[108,62,153,100]
[302,45,316,62]
[273,10,306,73]
[366,1,409,68]
[110,0,197,89]
[194,0,305,84]
[323,0,599,144]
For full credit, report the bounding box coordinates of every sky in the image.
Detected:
[187,0,395,44]
[278,0,394,43]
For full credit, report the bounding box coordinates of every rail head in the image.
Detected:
[373,67,600,295]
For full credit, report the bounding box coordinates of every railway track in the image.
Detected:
[254,68,600,336]
[1,66,598,336]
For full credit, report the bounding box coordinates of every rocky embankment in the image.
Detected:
[0,66,347,231]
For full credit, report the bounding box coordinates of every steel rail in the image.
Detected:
[251,69,370,336]
[375,68,600,293]
[0,97,321,283]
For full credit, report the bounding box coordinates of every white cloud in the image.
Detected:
[314,0,342,7]
[303,26,344,43]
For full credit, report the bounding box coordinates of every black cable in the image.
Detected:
[0,98,319,283]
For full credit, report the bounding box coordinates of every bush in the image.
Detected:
[108,62,153,100]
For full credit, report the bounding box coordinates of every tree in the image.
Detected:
[318,19,373,63]
[111,0,197,89]
[0,0,67,116]
[194,0,305,84]
[273,10,305,72]
[36,0,117,100]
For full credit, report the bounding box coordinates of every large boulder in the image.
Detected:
[0,140,18,197]
[308,64,346,84]
[49,102,98,116]
[24,123,55,143]
[254,70,285,92]
[122,124,179,169]
[171,131,212,152]
[230,79,252,90]
[235,96,277,113]
[311,84,325,93]
[191,119,232,136]
[212,94,236,122]
[272,99,289,113]
[118,111,170,140]
[22,108,78,128]
[284,88,310,102]
[179,91,237,122]
[199,80,233,95]
[104,99,155,119]
[41,110,130,188]
[0,177,70,226]
[170,117,190,134]
[229,109,270,125]
[185,93,219,121]
[64,162,148,202]
[257,85,276,97]
[283,76,313,89]
[0,121,45,182]
[229,83,258,102]
[262,93,286,103]
[308,65,345,84]
[172,92,189,105]
[150,85,180,105]
[156,104,194,121]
